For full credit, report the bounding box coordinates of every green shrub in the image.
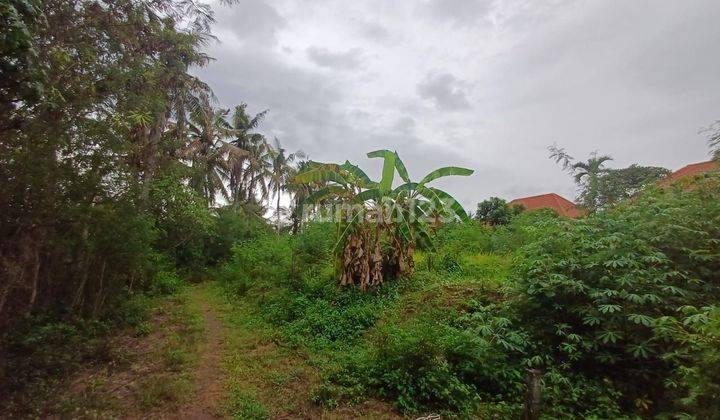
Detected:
[216,233,293,297]
[207,206,270,264]
[216,178,720,417]
[515,177,720,416]
[327,314,525,416]
[151,269,184,296]
[0,316,110,404]
[114,294,153,329]
[293,222,335,269]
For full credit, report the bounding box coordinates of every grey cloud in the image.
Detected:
[306,47,365,70]
[394,116,416,134]
[195,25,349,158]
[419,0,493,26]
[354,20,393,43]
[199,0,720,210]
[212,0,285,46]
[417,73,471,110]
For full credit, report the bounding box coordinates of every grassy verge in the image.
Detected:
[202,281,399,419]
[31,287,204,418]
[201,281,310,419]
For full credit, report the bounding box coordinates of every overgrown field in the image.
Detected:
[215,176,720,418]
[1,289,205,417]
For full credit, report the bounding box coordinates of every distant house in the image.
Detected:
[508,193,583,218]
[661,160,719,185]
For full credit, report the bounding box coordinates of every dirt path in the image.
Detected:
[33,283,398,419]
[174,286,228,419]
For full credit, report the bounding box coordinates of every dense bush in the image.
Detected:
[215,176,720,417]
[216,226,401,348]
[357,302,527,415]
[206,206,271,264]
[515,177,720,416]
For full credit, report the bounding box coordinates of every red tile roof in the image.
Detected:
[509,193,583,218]
[665,160,718,183]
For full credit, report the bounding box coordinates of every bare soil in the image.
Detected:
[172,295,227,419]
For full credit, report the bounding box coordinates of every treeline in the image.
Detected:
[0,0,307,329]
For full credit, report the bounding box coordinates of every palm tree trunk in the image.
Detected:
[276,189,281,234]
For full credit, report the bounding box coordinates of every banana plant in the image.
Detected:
[292,150,473,289]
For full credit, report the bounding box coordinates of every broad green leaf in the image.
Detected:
[367,149,397,192]
[340,160,377,188]
[627,314,654,326]
[393,182,418,194]
[598,304,622,314]
[394,151,411,182]
[418,166,473,186]
[303,186,346,204]
[333,211,363,255]
[293,164,347,185]
[418,186,470,222]
[355,188,382,202]
[598,330,621,344]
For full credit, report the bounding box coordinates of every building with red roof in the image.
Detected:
[508,193,583,218]
[661,160,718,185]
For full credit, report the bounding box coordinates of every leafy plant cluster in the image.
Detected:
[217,175,720,418]
[293,150,473,289]
[215,217,527,415]
[515,176,720,416]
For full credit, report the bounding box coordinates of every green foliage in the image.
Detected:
[151,268,185,296]
[668,307,720,417]
[206,206,270,263]
[217,226,400,347]
[474,197,521,226]
[0,293,157,414]
[216,233,294,297]
[0,0,46,112]
[226,389,269,420]
[294,151,473,288]
[150,171,216,271]
[596,164,670,207]
[515,176,720,415]
[217,176,720,417]
[315,298,528,416]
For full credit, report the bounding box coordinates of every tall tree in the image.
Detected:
[182,95,248,204]
[294,150,473,289]
[549,144,613,211]
[267,138,304,233]
[0,0,240,325]
[703,120,720,160]
[228,104,270,203]
[596,165,670,207]
[475,197,521,226]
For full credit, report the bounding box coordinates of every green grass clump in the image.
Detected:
[226,389,269,420]
[136,375,194,409]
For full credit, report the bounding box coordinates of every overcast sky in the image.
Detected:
[196,0,720,209]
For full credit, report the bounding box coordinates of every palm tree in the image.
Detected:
[181,96,247,204]
[267,137,305,233]
[548,144,612,212]
[572,152,613,211]
[228,104,270,203]
[286,159,324,234]
[137,12,216,206]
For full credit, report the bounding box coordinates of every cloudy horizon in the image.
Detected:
[195,0,720,210]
